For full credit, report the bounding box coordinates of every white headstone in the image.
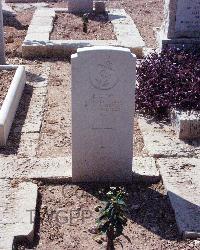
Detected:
[159,0,200,48]
[71,46,136,182]
[68,0,93,13]
[0,0,5,64]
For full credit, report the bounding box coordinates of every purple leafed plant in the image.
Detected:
[136,48,200,118]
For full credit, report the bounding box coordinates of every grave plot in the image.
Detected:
[0,65,26,146]
[15,182,188,250]
[22,7,145,58]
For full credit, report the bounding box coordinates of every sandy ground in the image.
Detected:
[51,12,116,40]
[3,8,34,58]
[16,181,199,250]
[0,70,15,108]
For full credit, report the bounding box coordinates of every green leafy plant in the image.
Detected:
[82,13,89,33]
[96,187,128,250]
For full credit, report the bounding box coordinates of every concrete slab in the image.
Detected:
[0,156,160,184]
[0,180,38,249]
[138,117,200,158]
[133,157,160,183]
[25,32,49,41]
[157,158,200,239]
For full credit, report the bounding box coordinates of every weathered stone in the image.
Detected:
[0,0,5,64]
[157,158,200,239]
[0,156,159,183]
[17,132,40,157]
[72,46,136,182]
[0,180,38,249]
[171,109,200,139]
[133,157,160,183]
[138,117,200,158]
[0,66,26,146]
[158,0,200,49]
[25,32,49,41]
[68,0,93,13]
[0,156,72,179]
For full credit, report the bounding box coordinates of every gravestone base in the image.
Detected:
[157,30,200,50]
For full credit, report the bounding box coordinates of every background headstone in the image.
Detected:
[68,0,93,13]
[71,46,136,182]
[95,1,106,14]
[0,0,5,64]
[158,0,200,49]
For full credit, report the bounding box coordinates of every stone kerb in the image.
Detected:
[71,46,136,182]
[0,65,26,145]
[22,8,145,58]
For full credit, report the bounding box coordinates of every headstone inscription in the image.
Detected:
[71,46,136,182]
[158,0,200,49]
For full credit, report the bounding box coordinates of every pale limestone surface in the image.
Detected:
[0,156,160,184]
[22,8,145,58]
[133,157,160,183]
[138,117,200,158]
[0,66,26,146]
[71,46,136,182]
[0,180,38,249]
[68,0,93,13]
[171,109,200,139]
[157,158,200,238]
[0,0,5,64]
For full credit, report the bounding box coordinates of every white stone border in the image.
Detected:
[22,8,145,58]
[0,65,26,146]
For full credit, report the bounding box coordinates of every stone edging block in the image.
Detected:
[0,156,160,184]
[171,109,200,139]
[0,180,38,249]
[0,65,26,146]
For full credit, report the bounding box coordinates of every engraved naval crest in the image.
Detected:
[89,59,118,90]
